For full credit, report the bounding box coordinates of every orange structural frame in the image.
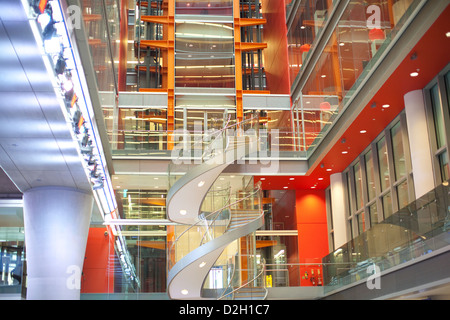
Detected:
[138,0,175,149]
[233,0,268,122]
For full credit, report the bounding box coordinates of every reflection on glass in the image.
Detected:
[382,192,393,219]
[294,0,418,153]
[357,212,365,234]
[365,150,376,200]
[346,171,352,216]
[439,151,449,182]
[369,202,378,227]
[391,121,406,180]
[287,0,335,87]
[431,84,446,149]
[175,22,235,89]
[397,180,409,210]
[175,0,233,16]
[377,136,390,191]
[354,162,363,210]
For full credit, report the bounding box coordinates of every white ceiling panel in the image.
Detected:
[0,1,93,195]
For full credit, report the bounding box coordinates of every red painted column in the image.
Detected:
[295,190,329,286]
[81,227,115,293]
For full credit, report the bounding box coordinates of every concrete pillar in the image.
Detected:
[23,186,93,300]
[404,90,435,198]
[329,173,348,249]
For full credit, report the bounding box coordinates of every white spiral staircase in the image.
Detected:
[166,120,267,300]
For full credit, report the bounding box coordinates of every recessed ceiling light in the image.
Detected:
[289,178,295,180]
[342,150,348,154]
[410,72,419,77]
[283,186,288,189]
[321,75,327,78]
[446,31,450,38]
[360,130,367,134]
[260,177,266,180]
[326,169,332,172]
[311,186,316,189]
[199,262,206,268]
[318,178,324,181]
[181,289,189,295]
[198,180,205,187]
[339,42,345,47]
[180,210,187,215]
[382,104,390,108]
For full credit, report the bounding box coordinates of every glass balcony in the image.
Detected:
[322,180,450,294]
[291,0,422,154]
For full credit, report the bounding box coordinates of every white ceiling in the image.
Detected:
[0,0,91,194]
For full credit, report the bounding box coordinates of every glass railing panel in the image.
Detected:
[80,0,119,93]
[322,180,450,294]
[287,0,339,88]
[294,0,421,154]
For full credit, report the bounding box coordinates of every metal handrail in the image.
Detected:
[218,258,267,300]
[168,183,262,269]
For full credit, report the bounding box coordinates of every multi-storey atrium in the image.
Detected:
[0,0,449,301]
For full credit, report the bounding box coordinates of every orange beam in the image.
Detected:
[139,40,170,49]
[237,18,267,27]
[136,65,168,74]
[239,42,268,51]
[140,15,170,24]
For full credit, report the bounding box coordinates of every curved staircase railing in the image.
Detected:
[166,116,267,300]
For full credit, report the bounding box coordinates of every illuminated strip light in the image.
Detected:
[22,0,117,221]
[23,0,139,286]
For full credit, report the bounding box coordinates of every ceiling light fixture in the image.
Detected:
[410,72,419,77]
[199,262,206,268]
[342,151,348,154]
[360,130,367,134]
[198,180,205,187]
[382,104,390,108]
[180,210,187,215]
[181,289,189,295]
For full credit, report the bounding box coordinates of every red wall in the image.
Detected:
[262,0,291,94]
[81,227,115,293]
[295,190,329,286]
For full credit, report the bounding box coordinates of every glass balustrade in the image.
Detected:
[322,179,450,294]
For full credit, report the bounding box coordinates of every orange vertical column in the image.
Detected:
[234,0,243,123]
[167,0,175,150]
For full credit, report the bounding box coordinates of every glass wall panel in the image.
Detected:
[295,0,419,153]
[354,162,363,210]
[391,121,406,180]
[287,0,336,87]
[377,136,390,191]
[175,22,235,89]
[382,192,393,219]
[445,71,450,111]
[357,212,365,234]
[397,180,409,210]
[81,0,119,92]
[430,84,446,149]
[175,0,233,17]
[439,151,449,182]
[365,150,376,200]
[369,202,378,227]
